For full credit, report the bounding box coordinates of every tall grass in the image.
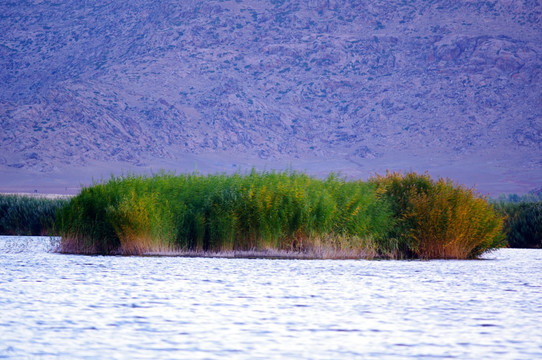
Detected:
[370,172,506,259]
[56,170,506,259]
[56,171,392,257]
[0,195,68,236]
[492,200,542,248]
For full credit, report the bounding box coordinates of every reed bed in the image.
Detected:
[492,200,542,248]
[0,194,68,236]
[56,170,506,259]
[370,171,505,259]
[56,171,391,257]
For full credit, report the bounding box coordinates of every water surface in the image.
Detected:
[1,236,541,359]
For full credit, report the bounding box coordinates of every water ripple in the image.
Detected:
[0,236,541,359]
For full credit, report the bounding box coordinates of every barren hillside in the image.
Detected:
[1,0,541,194]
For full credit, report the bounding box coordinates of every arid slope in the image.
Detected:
[1,0,541,194]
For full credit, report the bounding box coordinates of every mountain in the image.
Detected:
[1,0,541,195]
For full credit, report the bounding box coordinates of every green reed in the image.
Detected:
[56,170,392,256]
[0,195,68,236]
[492,200,542,248]
[56,170,506,259]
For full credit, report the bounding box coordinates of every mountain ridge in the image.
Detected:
[1,0,541,194]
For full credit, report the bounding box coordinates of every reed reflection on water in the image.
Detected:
[0,236,541,359]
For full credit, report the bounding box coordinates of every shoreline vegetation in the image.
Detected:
[0,172,542,259]
[0,194,68,236]
[491,193,542,249]
[52,170,506,259]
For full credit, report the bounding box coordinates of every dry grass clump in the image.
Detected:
[371,171,505,259]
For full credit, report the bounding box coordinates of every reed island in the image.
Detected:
[54,171,505,259]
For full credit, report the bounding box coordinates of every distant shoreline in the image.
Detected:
[0,192,74,200]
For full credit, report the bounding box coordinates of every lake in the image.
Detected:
[1,236,541,359]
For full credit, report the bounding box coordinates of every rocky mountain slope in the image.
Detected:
[1,0,541,194]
